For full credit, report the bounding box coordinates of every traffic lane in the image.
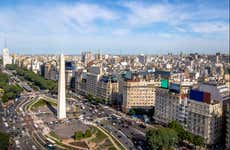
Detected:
[97,123,135,150]
[104,118,147,149]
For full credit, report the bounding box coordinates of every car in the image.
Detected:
[32,145,37,150]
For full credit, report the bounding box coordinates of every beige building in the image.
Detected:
[154,83,223,145]
[122,80,156,112]
[154,88,187,125]
[187,99,222,145]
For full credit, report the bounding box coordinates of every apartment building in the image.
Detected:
[97,75,118,104]
[122,80,156,112]
[154,81,223,145]
[187,98,222,145]
[154,82,189,125]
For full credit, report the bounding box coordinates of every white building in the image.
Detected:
[2,48,12,67]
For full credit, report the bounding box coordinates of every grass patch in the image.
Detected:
[31,98,57,110]
[91,128,107,143]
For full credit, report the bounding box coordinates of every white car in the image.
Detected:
[32,145,37,149]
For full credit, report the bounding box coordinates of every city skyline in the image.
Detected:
[0,0,229,54]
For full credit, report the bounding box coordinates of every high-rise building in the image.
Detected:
[2,47,12,68]
[57,54,66,119]
[81,51,92,66]
[86,66,102,96]
[65,61,75,89]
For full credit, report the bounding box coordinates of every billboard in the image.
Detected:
[189,89,211,104]
[169,83,180,93]
[161,79,168,89]
[189,90,203,102]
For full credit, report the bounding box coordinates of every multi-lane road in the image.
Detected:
[1,69,153,150]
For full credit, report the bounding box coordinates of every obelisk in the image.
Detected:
[57,53,66,119]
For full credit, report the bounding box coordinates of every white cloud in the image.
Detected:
[112,29,130,36]
[122,2,189,27]
[190,22,229,33]
[60,3,117,28]
[0,3,117,34]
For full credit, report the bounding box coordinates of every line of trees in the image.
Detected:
[85,94,106,105]
[6,64,58,94]
[146,121,204,150]
[0,71,23,103]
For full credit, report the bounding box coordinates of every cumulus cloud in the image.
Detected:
[122,2,190,27]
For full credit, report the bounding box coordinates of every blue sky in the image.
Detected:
[0,0,229,54]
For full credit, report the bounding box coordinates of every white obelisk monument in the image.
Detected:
[57,53,66,119]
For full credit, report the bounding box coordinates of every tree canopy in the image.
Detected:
[146,128,178,150]
[168,121,204,147]
[0,71,23,103]
[6,64,58,93]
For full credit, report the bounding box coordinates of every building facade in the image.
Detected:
[154,82,223,145]
[2,48,12,67]
[187,99,222,145]
[122,80,156,112]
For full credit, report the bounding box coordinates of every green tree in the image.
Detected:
[192,135,204,146]
[168,121,205,147]
[146,128,178,150]
[74,131,84,140]
[168,121,186,140]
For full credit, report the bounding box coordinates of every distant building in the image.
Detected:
[81,51,92,66]
[2,48,12,67]
[138,54,145,64]
[65,61,75,89]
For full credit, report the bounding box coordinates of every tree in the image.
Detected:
[168,121,186,141]
[192,135,204,146]
[146,128,178,150]
[168,121,205,147]
[74,131,83,140]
